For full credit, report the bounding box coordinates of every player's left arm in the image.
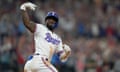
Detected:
[59,44,71,62]
[56,40,71,62]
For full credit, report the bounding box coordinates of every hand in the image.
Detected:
[60,44,71,62]
[63,44,71,55]
[20,2,37,11]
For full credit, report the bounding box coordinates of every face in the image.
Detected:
[45,18,56,30]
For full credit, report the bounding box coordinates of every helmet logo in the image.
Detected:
[52,12,55,15]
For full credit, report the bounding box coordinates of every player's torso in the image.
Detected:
[34,24,61,60]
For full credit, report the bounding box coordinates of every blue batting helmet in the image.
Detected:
[45,11,59,29]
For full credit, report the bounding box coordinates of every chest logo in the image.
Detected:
[45,33,60,45]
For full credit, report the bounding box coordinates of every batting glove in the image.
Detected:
[63,44,71,55]
[20,2,37,11]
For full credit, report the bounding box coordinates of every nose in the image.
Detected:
[47,19,56,24]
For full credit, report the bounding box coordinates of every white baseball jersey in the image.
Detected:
[24,24,68,72]
[34,23,63,61]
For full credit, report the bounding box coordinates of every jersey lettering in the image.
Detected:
[45,33,60,45]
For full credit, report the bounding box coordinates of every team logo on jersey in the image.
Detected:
[45,33,60,45]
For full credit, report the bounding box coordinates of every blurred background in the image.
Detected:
[0,0,120,72]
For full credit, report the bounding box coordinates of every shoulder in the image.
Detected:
[35,23,47,33]
[36,23,46,28]
[35,23,47,30]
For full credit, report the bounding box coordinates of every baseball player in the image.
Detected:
[20,2,71,72]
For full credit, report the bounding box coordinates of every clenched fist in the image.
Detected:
[63,44,71,53]
[20,2,37,11]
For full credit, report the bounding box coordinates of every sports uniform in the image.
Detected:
[20,2,71,72]
[24,24,63,72]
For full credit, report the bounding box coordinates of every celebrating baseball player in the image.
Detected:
[20,2,71,72]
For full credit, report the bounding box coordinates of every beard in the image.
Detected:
[46,24,55,31]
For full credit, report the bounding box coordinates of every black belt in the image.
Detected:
[34,53,48,61]
[34,53,40,55]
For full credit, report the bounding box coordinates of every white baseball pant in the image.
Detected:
[24,54,58,72]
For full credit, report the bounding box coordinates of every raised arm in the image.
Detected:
[20,2,37,33]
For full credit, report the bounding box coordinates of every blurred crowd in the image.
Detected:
[0,0,120,72]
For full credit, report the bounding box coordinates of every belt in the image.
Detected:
[34,53,48,61]
[34,53,40,55]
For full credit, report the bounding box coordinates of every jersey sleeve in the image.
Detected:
[34,24,44,33]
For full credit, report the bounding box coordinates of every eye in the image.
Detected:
[48,19,56,24]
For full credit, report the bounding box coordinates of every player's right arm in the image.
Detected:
[20,2,37,33]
